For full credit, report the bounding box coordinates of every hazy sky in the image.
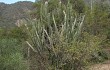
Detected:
[0,0,35,4]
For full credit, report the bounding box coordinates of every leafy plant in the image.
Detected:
[0,38,28,70]
[25,0,102,70]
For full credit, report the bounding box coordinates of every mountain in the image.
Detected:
[0,1,34,28]
[0,0,109,28]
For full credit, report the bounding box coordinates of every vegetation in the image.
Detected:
[0,38,28,70]
[0,0,110,70]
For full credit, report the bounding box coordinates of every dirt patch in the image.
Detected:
[90,64,110,70]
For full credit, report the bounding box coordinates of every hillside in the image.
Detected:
[0,0,110,70]
[0,1,34,28]
[0,0,110,28]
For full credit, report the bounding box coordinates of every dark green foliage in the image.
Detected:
[0,26,28,70]
[62,0,85,13]
[0,27,28,41]
[31,0,85,18]
[0,38,28,70]
[85,1,110,34]
[83,0,110,63]
[9,27,28,41]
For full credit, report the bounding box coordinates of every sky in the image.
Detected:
[0,0,35,4]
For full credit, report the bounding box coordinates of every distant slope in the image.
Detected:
[0,1,33,28]
[0,0,109,28]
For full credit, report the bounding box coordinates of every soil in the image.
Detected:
[90,61,110,70]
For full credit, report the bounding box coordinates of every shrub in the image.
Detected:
[0,38,28,70]
[24,0,102,70]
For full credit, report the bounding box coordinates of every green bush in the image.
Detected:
[0,38,28,70]
[9,27,28,41]
[25,0,102,70]
[0,27,28,41]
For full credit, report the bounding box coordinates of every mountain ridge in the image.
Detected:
[0,0,110,28]
[0,1,34,28]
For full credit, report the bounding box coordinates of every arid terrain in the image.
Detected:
[90,61,110,70]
